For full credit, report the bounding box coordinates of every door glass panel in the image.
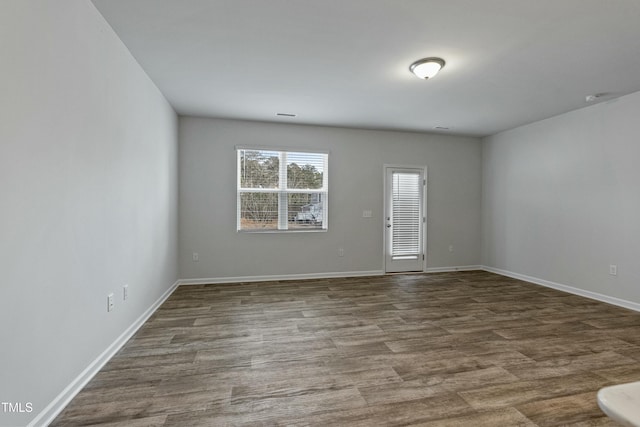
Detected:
[391,172,421,259]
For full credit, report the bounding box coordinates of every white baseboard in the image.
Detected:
[178,270,385,286]
[30,280,180,427]
[482,266,640,313]
[425,265,483,273]
[179,267,487,285]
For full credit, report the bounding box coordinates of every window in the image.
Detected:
[391,172,422,258]
[237,147,328,232]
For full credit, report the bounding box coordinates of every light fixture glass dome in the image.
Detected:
[410,57,445,79]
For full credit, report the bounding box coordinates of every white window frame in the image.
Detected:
[236,146,329,232]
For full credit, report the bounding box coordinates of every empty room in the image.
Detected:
[3,0,640,426]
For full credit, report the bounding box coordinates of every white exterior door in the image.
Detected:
[384,167,425,273]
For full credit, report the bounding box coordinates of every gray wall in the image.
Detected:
[482,90,640,305]
[179,117,482,280]
[0,1,178,425]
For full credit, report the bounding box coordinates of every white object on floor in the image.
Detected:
[598,381,640,427]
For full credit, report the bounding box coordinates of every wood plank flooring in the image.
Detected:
[51,271,640,426]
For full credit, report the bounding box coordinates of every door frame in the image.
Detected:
[383,164,427,273]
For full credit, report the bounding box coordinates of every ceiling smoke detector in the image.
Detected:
[585,94,605,102]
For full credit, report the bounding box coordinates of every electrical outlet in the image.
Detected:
[192,252,199,262]
[609,264,618,276]
[362,210,372,218]
[107,293,114,312]
[338,248,345,257]
[449,245,454,253]
[123,284,129,301]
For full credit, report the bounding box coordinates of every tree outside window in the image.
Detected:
[237,148,328,231]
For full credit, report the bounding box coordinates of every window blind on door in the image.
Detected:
[391,172,421,257]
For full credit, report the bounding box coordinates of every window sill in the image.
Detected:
[237,229,328,234]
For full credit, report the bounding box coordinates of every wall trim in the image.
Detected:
[425,265,483,273]
[178,267,491,286]
[482,266,640,313]
[30,280,180,427]
[178,270,385,285]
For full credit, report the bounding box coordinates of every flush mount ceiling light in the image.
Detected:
[409,57,445,79]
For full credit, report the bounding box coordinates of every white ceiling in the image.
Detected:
[91,0,640,137]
